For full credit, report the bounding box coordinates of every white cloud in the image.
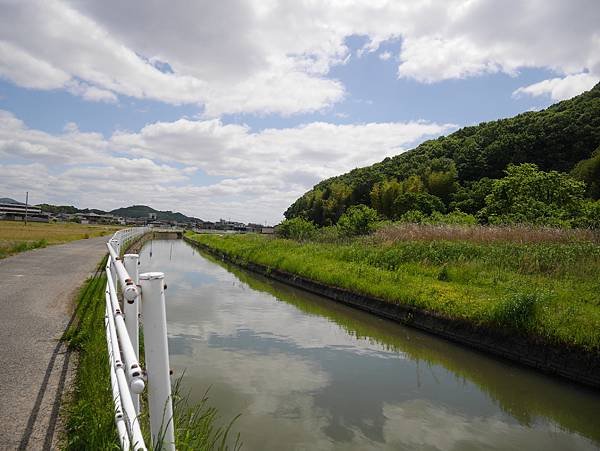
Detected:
[379,51,392,61]
[1,1,598,114]
[0,109,453,223]
[513,73,599,101]
[66,80,118,103]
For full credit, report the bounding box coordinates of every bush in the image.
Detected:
[313,225,341,242]
[573,200,600,229]
[398,210,477,225]
[428,211,478,225]
[398,210,427,224]
[337,205,378,236]
[276,217,317,240]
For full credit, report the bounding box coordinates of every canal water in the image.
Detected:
[138,239,600,451]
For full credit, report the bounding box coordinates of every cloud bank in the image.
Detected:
[0,110,454,223]
[0,0,598,114]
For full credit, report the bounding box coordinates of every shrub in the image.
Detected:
[337,205,379,236]
[428,211,478,225]
[398,210,427,224]
[276,217,317,240]
[313,225,341,242]
[573,200,600,230]
[437,265,450,281]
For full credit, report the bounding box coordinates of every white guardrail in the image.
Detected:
[105,228,175,451]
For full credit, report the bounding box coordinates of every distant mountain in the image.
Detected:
[38,204,106,215]
[0,198,21,204]
[109,205,199,222]
[34,202,201,222]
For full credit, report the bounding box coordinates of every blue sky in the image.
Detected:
[0,1,598,223]
[0,36,555,137]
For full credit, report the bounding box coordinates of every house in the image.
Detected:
[0,199,49,222]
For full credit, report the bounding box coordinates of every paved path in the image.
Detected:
[0,237,108,450]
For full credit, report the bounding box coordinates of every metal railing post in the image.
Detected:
[139,272,175,451]
[123,253,140,413]
[109,238,120,288]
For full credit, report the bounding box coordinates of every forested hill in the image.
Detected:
[109,205,197,222]
[285,82,600,226]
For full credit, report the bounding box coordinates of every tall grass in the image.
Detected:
[0,238,48,258]
[0,220,120,259]
[187,231,600,351]
[62,258,117,449]
[374,223,599,244]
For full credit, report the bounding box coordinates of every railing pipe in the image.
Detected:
[107,244,139,303]
[106,308,130,450]
[106,291,123,369]
[106,290,146,450]
[123,253,140,413]
[106,268,145,394]
[115,367,146,450]
[139,271,175,451]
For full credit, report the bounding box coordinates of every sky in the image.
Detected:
[0,0,599,224]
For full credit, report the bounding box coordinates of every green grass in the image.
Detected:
[186,231,600,351]
[62,257,241,450]
[62,258,117,450]
[0,220,120,259]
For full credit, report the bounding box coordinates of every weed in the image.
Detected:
[490,292,542,330]
[437,265,450,282]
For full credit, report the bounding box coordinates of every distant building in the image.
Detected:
[261,226,275,234]
[0,200,49,222]
[75,212,118,224]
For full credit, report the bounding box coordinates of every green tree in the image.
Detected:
[403,175,425,193]
[572,200,600,229]
[571,147,600,199]
[392,192,445,218]
[481,163,586,225]
[450,178,495,215]
[337,204,379,236]
[276,217,317,240]
[370,179,402,218]
[426,169,459,203]
[322,181,352,225]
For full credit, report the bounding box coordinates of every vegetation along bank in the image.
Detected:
[185,227,600,388]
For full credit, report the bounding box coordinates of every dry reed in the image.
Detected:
[374,223,600,245]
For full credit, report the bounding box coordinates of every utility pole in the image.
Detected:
[25,191,28,226]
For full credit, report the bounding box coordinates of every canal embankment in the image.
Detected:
[184,232,600,389]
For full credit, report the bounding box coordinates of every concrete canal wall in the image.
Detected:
[184,235,600,389]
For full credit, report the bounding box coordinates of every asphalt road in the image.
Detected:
[0,237,107,450]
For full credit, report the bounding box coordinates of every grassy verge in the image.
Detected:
[62,257,117,449]
[62,257,240,450]
[186,230,600,352]
[0,220,120,259]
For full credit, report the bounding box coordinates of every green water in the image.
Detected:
[139,239,600,451]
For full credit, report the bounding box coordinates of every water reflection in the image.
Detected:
[139,240,600,451]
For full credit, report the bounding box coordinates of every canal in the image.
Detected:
[138,238,600,450]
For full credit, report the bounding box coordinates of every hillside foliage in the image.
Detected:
[285,83,600,228]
